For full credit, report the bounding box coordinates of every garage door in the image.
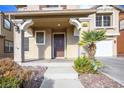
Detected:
[95,40,114,57]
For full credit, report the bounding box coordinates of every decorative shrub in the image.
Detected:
[74,56,103,74]
[0,76,22,88]
[0,58,32,88]
[91,59,104,71]
[74,56,95,73]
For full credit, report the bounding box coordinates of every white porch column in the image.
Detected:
[69,18,91,57]
[69,18,82,57]
[14,20,33,64]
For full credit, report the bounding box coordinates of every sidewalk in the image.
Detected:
[40,67,83,88]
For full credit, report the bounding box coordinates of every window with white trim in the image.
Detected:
[36,31,45,45]
[96,14,112,27]
[3,18,11,31]
[4,40,13,53]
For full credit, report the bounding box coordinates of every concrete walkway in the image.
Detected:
[97,57,124,86]
[40,67,83,88]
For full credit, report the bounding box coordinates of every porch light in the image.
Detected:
[57,24,61,27]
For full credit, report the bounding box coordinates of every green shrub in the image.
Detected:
[0,77,22,88]
[91,59,104,71]
[74,56,96,74]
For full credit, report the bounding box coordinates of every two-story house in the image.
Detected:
[0,12,14,59]
[4,5,123,63]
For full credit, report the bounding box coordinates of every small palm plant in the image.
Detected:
[79,30,106,60]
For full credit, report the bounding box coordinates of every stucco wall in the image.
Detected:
[24,27,79,60]
[89,6,120,36]
[24,29,52,60]
[0,37,4,59]
[0,13,13,59]
[66,27,79,58]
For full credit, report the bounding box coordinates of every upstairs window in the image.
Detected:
[96,15,102,27]
[3,18,11,31]
[96,14,112,27]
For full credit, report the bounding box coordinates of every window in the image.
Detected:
[24,37,29,51]
[120,20,124,30]
[47,5,59,8]
[4,40,13,53]
[96,14,112,27]
[36,31,45,45]
[96,15,102,27]
[3,18,11,31]
[103,15,111,26]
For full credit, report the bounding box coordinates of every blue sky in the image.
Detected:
[0,5,17,12]
[0,5,124,12]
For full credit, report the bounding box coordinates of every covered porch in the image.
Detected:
[6,9,96,63]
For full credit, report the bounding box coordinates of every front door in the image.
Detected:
[54,34,64,58]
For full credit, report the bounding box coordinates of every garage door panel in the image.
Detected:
[95,40,113,57]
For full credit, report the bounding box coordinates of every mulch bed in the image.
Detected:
[22,66,47,88]
[79,73,124,88]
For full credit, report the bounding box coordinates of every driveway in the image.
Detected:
[97,57,124,85]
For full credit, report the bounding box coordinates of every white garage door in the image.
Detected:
[95,40,114,57]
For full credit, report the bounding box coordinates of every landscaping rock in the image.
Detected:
[79,73,124,88]
[22,66,47,88]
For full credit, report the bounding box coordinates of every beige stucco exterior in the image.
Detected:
[24,27,79,60]
[0,13,14,59]
[7,5,122,62]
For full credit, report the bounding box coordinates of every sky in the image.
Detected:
[0,5,17,12]
[0,5,124,12]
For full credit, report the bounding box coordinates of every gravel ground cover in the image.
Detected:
[22,66,47,88]
[79,73,124,88]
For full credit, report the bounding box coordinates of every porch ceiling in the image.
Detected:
[32,17,71,29]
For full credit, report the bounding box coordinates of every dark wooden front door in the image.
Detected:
[54,34,64,58]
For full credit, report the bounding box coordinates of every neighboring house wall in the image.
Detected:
[0,13,14,59]
[117,12,124,56]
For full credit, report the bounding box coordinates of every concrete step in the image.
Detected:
[41,79,83,88]
[44,67,78,79]
[22,62,74,67]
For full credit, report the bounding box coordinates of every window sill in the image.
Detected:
[36,43,45,45]
[95,26,114,29]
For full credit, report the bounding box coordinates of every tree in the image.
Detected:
[79,30,106,60]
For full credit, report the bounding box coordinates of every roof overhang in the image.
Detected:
[4,9,96,19]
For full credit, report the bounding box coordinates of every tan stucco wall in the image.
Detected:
[0,37,4,59]
[66,27,79,59]
[24,28,52,60]
[0,13,13,59]
[24,27,79,60]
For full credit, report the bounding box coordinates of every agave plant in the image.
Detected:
[79,30,106,60]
